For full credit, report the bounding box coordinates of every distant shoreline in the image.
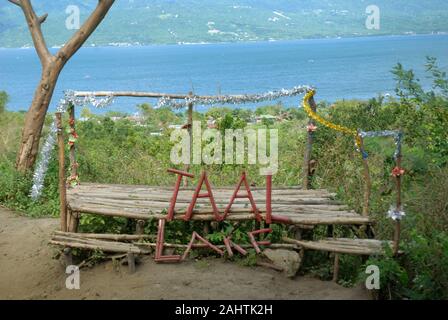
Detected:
[2,33,446,113]
[1,32,447,50]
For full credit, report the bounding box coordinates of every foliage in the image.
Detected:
[425,56,448,97]
[360,248,409,299]
[360,231,448,300]
[0,156,60,217]
[0,91,8,114]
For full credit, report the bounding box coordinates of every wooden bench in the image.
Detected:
[66,183,372,226]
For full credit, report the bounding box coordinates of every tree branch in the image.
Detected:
[7,0,21,7]
[57,0,115,65]
[38,13,48,24]
[11,0,51,66]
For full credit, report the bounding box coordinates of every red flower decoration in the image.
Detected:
[392,166,405,177]
[307,124,318,132]
[69,118,75,126]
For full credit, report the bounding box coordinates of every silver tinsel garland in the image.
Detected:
[30,119,57,200]
[387,205,406,221]
[359,130,403,159]
[156,85,313,109]
[30,92,115,200]
[63,90,115,109]
[359,130,405,221]
[32,87,311,199]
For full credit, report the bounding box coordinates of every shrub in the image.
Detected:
[0,91,8,113]
[360,230,448,300]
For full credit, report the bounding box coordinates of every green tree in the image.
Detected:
[80,107,93,119]
[205,107,233,120]
[138,103,181,130]
[255,104,283,116]
[425,56,448,97]
[391,63,427,103]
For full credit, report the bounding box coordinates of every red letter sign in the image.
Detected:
[184,171,221,221]
[166,169,194,221]
[224,171,260,221]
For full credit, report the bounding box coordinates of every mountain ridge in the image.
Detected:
[1,0,447,47]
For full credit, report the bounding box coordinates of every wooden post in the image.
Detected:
[359,136,371,217]
[63,247,73,267]
[393,156,402,256]
[135,220,145,235]
[184,92,194,187]
[127,252,136,274]
[68,209,79,233]
[56,113,67,232]
[67,104,78,230]
[303,96,317,189]
[333,253,340,282]
[68,104,77,180]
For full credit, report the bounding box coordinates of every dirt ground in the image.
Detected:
[0,207,370,300]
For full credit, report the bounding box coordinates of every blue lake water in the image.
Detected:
[1,34,447,113]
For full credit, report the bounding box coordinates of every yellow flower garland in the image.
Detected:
[303,90,362,148]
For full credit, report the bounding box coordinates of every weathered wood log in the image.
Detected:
[135,220,145,235]
[50,240,147,254]
[51,235,150,254]
[359,136,371,217]
[282,237,392,255]
[333,253,340,282]
[51,240,298,253]
[138,242,299,250]
[127,252,136,274]
[50,233,299,253]
[184,94,193,187]
[68,183,335,196]
[56,113,67,232]
[67,198,353,215]
[393,155,403,256]
[68,105,77,183]
[67,207,371,225]
[303,95,318,189]
[64,184,369,227]
[68,210,79,233]
[53,231,154,241]
[69,196,342,210]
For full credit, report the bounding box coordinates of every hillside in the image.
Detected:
[1,0,448,47]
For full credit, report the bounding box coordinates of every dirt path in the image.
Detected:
[0,207,370,300]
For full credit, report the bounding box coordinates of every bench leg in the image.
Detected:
[127,252,136,274]
[136,220,145,235]
[68,211,79,233]
[63,247,73,267]
[333,253,340,282]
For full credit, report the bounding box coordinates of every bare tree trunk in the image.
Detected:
[10,0,115,172]
[16,61,61,171]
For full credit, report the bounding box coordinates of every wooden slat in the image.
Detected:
[50,232,300,253]
[65,184,370,226]
[283,237,392,255]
